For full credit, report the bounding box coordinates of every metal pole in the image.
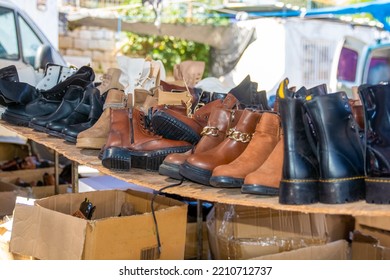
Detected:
[54,150,60,194]
[196,199,203,260]
[71,161,79,193]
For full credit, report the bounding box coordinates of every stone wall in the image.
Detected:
[58,26,120,75]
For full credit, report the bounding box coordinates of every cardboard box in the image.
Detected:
[0,181,24,217]
[0,167,56,184]
[0,179,70,217]
[207,203,352,260]
[10,189,188,260]
[252,240,350,260]
[351,231,390,260]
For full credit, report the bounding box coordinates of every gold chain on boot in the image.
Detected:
[227,128,253,143]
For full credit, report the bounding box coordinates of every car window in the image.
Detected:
[18,13,43,66]
[337,47,358,82]
[0,7,19,60]
[366,50,390,85]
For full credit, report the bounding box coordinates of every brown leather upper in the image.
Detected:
[104,107,191,151]
[184,109,261,171]
[211,112,281,179]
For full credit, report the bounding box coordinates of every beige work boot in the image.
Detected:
[76,89,129,149]
[96,68,124,94]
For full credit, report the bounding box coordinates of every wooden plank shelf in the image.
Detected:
[2,120,390,217]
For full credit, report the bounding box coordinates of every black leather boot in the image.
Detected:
[61,90,106,143]
[46,87,99,138]
[359,83,390,204]
[28,85,84,132]
[0,65,18,82]
[303,91,365,204]
[1,66,95,126]
[278,79,321,205]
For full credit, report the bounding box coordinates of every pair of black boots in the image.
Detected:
[0,65,104,143]
[277,78,365,205]
[28,85,106,143]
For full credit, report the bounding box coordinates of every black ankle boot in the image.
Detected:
[62,90,106,143]
[278,79,321,205]
[28,85,84,132]
[303,91,365,204]
[359,83,390,204]
[1,66,95,126]
[45,87,100,138]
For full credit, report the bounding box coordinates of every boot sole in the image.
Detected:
[151,111,200,145]
[102,146,192,172]
[64,135,77,143]
[179,162,212,186]
[241,184,279,196]
[365,177,390,204]
[46,129,65,138]
[76,137,107,149]
[158,162,183,180]
[102,147,132,171]
[319,176,365,204]
[2,111,30,126]
[209,176,243,188]
[29,122,49,133]
[279,179,319,204]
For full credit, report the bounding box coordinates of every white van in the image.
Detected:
[330,35,390,96]
[0,0,66,86]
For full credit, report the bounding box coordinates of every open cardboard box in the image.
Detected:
[10,189,188,260]
[207,203,353,260]
[351,216,390,260]
[251,240,350,260]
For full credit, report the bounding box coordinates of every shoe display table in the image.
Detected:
[2,120,390,218]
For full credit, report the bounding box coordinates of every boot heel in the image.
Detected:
[319,177,365,204]
[101,147,132,171]
[279,180,319,204]
[131,147,191,171]
[365,178,390,204]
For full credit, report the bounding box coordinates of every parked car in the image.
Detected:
[0,0,66,86]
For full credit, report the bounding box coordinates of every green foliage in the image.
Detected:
[119,33,210,76]
[118,0,230,76]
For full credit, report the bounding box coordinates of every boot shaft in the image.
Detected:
[195,108,243,153]
[278,79,319,180]
[97,68,124,94]
[303,91,364,178]
[359,83,390,176]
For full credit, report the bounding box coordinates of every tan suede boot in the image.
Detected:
[241,135,284,195]
[158,108,243,179]
[96,68,124,94]
[179,109,261,185]
[76,89,128,149]
[209,112,281,188]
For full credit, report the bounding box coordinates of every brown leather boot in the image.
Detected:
[179,109,261,185]
[209,112,281,188]
[241,134,284,195]
[76,89,129,149]
[101,107,192,171]
[158,108,243,179]
[96,68,124,94]
[150,93,240,144]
